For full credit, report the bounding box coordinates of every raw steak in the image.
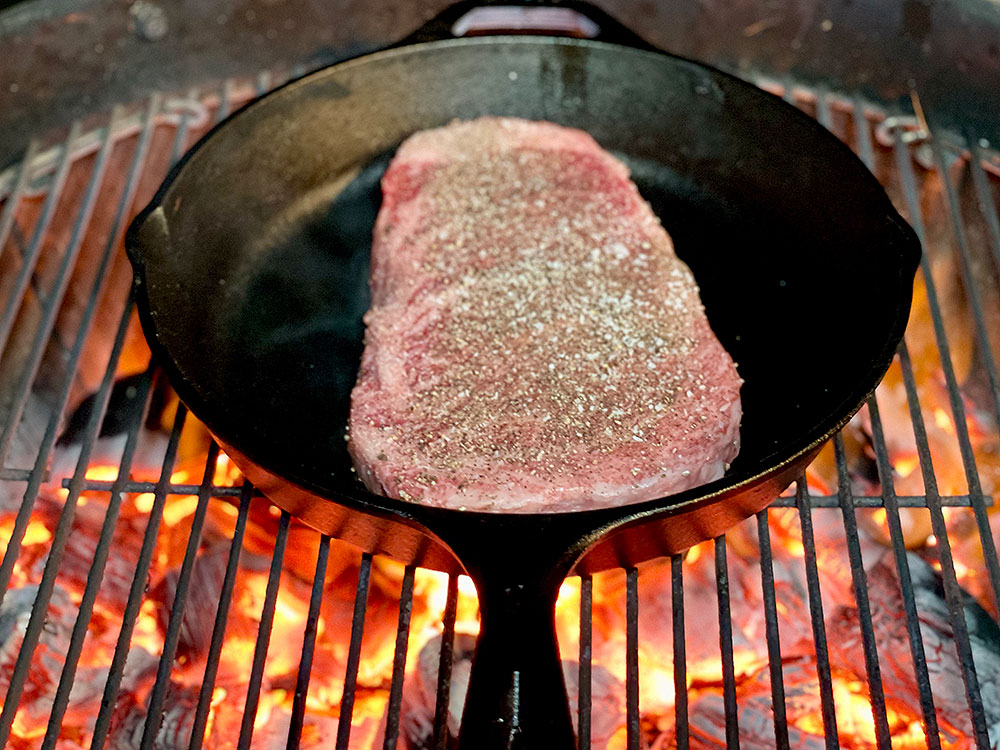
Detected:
[348,117,741,512]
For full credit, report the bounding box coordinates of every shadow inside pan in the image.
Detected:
[221,154,387,484]
[218,146,849,500]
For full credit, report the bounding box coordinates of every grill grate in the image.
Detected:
[0,70,998,750]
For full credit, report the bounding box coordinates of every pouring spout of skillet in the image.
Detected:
[126,20,921,750]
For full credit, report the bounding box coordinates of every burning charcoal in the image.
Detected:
[251,707,341,749]
[106,684,198,749]
[106,678,261,749]
[773,659,827,725]
[593,551,768,696]
[146,536,267,681]
[401,633,623,749]
[796,420,880,498]
[858,506,934,551]
[317,552,409,689]
[565,656,626,749]
[235,501,289,568]
[261,540,409,710]
[862,372,969,499]
[825,552,1000,746]
[681,691,831,750]
[764,507,866,609]
[41,489,146,616]
[149,541,231,665]
[117,644,160,702]
[945,511,1000,617]
[648,660,827,749]
[398,632,473,748]
[0,585,95,737]
[739,554,816,653]
[204,678,268,744]
[0,493,60,585]
[60,646,157,734]
[281,523,379,587]
[1,586,77,730]
[0,583,160,743]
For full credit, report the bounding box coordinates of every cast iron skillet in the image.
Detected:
[125,2,920,747]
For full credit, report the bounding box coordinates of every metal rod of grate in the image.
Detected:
[0,76,997,750]
[755,510,790,749]
[33,477,992,507]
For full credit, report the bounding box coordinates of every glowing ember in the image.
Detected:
[6,415,995,750]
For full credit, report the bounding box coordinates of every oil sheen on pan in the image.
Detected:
[348,117,742,513]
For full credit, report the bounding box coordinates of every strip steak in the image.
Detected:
[348,117,741,513]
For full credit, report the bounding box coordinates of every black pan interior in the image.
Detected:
[128,37,917,520]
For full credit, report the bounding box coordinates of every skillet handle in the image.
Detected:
[398,0,656,51]
[457,558,577,750]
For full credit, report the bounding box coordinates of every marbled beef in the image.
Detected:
[348,118,741,512]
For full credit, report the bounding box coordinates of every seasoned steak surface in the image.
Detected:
[348,118,741,512]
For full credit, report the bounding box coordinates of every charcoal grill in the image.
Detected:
[1,2,999,749]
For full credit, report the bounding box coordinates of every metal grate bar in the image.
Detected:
[139,442,221,750]
[866,393,944,750]
[216,79,234,123]
[833,433,893,750]
[933,139,1000,431]
[382,564,416,750]
[794,477,840,750]
[286,533,331,750]
[0,121,81,360]
[90,401,188,750]
[1,79,998,749]
[237,509,291,750]
[853,114,947,750]
[64,478,252,495]
[0,95,158,473]
[49,478,991,507]
[894,126,995,747]
[891,134,990,542]
[897,343,993,749]
[335,552,374,750]
[0,468,34,479]
[969,139,1000,273]
[714,537,740,750]
[187,480,255,750]
[168,88,199,165]
[40,363,155,750]
[432,574,460,750]
[0,94,219,201]
[930,137,1000,613]
[0,285,134,748]
[0,93,157,656]
[671,554,689,750]
[625,566,640,750]
[853,100,877,175]
[815,89,834,131]
[577,573,593,750]
[257,71,274,95]
[755,511,790,749]
[0,112,116,465]
[0,139,41,266]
